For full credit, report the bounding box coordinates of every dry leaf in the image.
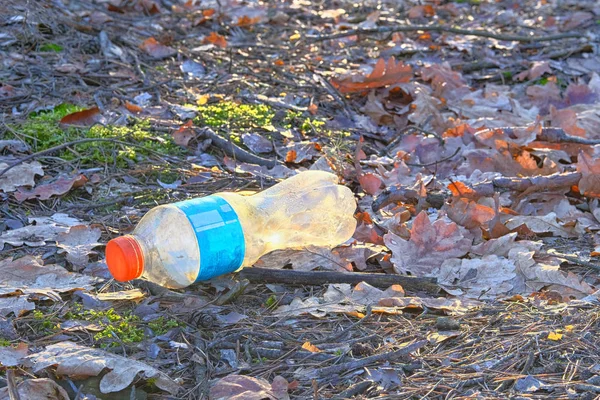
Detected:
[209,375,284,400]
[124,101,142,114]
[255,247,352,272]
[0,343,28,367]
[204,32,227,48]
[505,213,576,238]
[0,213,81,250]
[577,150,600,198]
[242,133,272,154]
[301,342,321,353]
[14,174,87,202]
[547,331,562,341]
[173,120,196,146]
[56,225,103,269]
[279,141,320,164]
[0,378,69,400]
[0,256,98,301]
[0,297,35,317]
[434,255,517,299]
[139,37,177,59]
[446,198,495,230]
[331,57,412,93]
[358,173,382,195]
[59,107,103,127]
[25,342,178,394]
[0,161,44,192]
[384,212,472,276]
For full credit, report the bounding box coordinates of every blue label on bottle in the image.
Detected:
[174,196,245,281]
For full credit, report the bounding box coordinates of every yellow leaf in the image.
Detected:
[197,94,210,105]
[289,32,301,41]
[548,331,563,341]
[345,311,365,319]
[565,325,575,333]
[301,341,321,353]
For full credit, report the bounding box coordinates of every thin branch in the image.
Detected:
[405,147,461,167]
[310,25,582,43]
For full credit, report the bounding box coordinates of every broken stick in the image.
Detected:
[237,267,439,294]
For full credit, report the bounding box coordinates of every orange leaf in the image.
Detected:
[331,57,412,93]
[301,342,321,353]
[274,59,285,66]
[139,37,177,59]
[285,150,297,163]
[204,32,227,48]
[447,181,479,200]
[358,173,382,195]
[202,8,215,17]
[60,107,102,127]
[124,101,142,114]
[307,104,318,115]
[237,15,260,27]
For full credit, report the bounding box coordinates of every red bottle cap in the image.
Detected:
[106,235,144,281]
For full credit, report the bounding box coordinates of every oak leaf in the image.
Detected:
[331,57,412,93]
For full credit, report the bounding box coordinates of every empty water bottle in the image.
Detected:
[105,171,357,288]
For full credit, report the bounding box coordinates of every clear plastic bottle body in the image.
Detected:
[127,171,357,288]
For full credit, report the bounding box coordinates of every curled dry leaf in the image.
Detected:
[139,37,177,59]
[204,32,227,48]
[25,342,178,394]
[0,161,44,192]
[0,297,35,317]
[331,57,412,93]
[505,212,576,238]
[0,214,79,250]
[446,198,495,230]
[59,107,104,127]
[14,174,87,202]
[383,211,472,276]
[0,378,69,400]
[56,225,103,269]
[209,374,287,400]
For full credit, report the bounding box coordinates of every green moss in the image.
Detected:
[66,306,144,348]
[147,316,180,335]
[502,71,513,80]
[265,294,277,309]
[283,111,325,134]
[0,338,11,347]
[195,101,275,131]
[39,43,63,52]
[18,104,182,167]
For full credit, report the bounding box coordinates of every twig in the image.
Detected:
[333,381,373,399]
[405,147,461,167]
[6,370,20,400]
[310,339,427,378]
[0,138,180,179]
[197,127,279,168]
[237,267,439,294]
[312,306,373,345]
[310,25,582,43]
[541,251,600,272]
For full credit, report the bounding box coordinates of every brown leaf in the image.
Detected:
[0,161,44,192]
[446,198,495,230]
[139,37,177,59]
[358,173,382,195]
[577,150,600,198]
[515,61,551,81]
[56,225,103,269]
[59,107,103,127]
[242,133,273,154]
[124,101,143,114]
[204,32,227,48]
[549,106,586,137]
[421,63,468,99]
[25,342,178,394]
[14,174,87,202]
[209,375,278,400]
[285,150,297,163]
[0,378,69,400]
[383,211,472,276]
[407,5,435,18]
[279,141,320,163]
[331,57,412,93]
[0,298,35,317]
[172,120,196,146]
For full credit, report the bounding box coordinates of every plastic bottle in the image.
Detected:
[105,171,357,288]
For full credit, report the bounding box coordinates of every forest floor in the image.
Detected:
[1,0,600,399]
